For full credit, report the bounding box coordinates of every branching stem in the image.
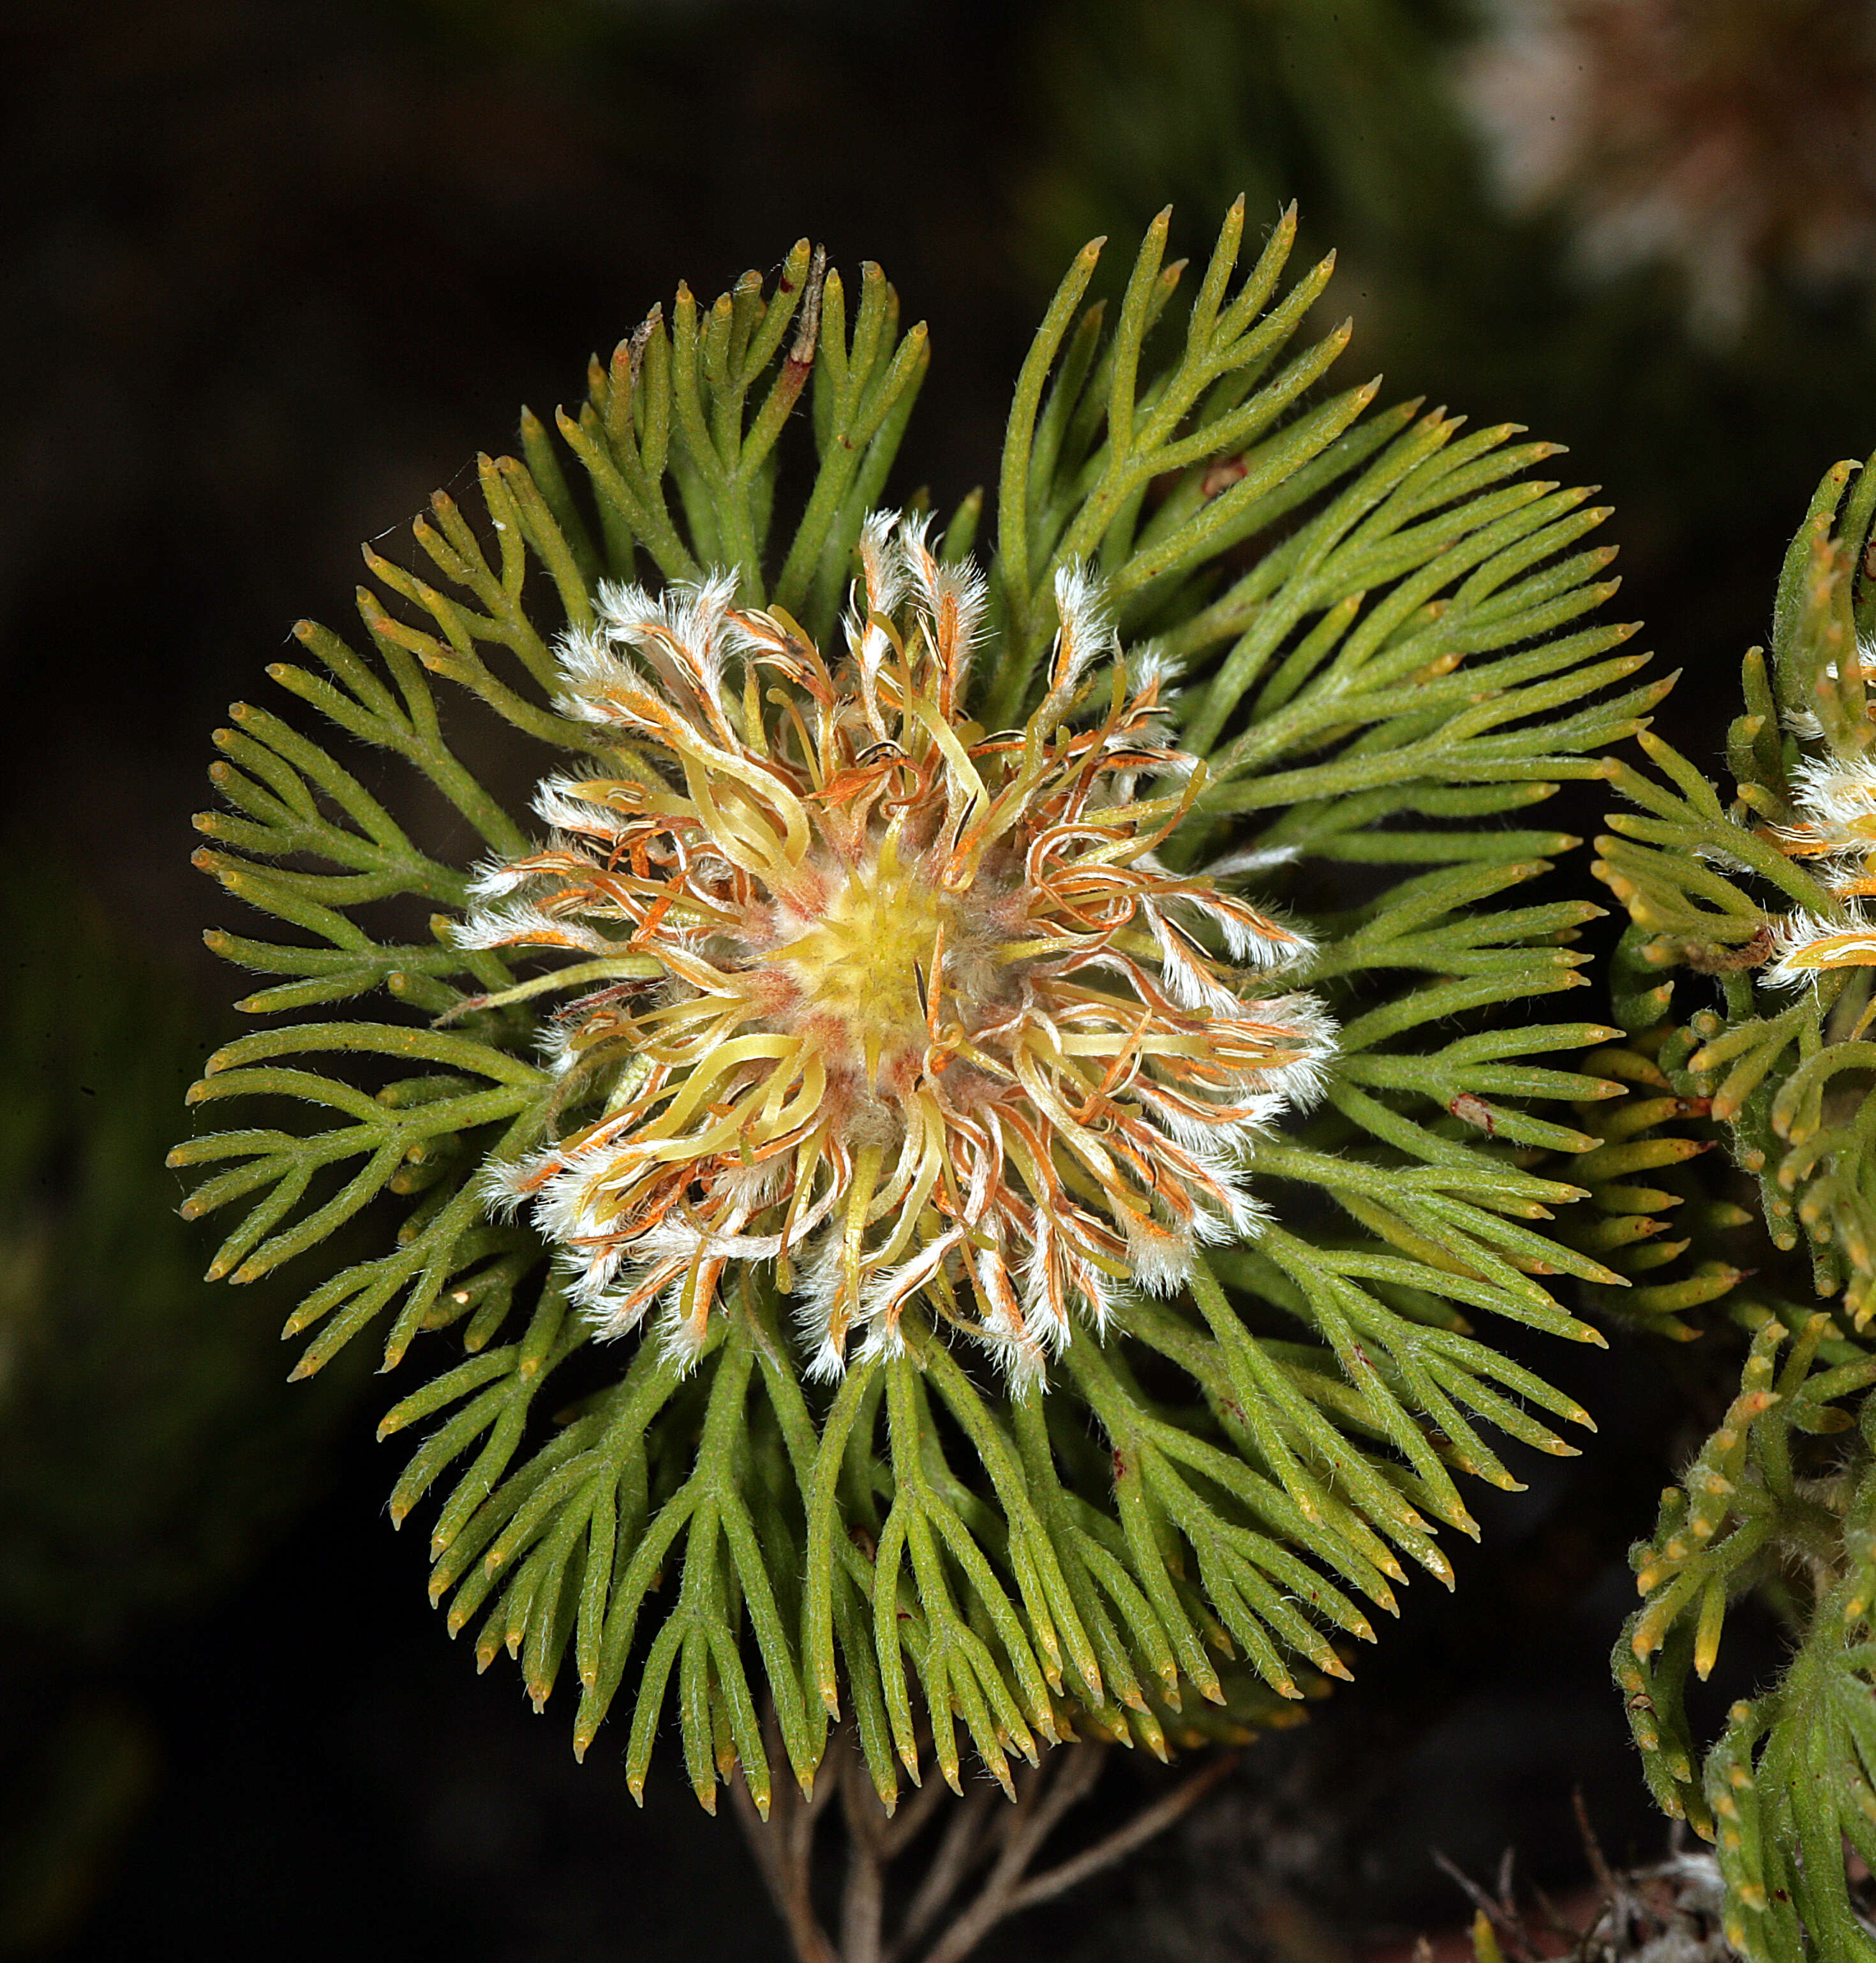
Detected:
[729,1714,1236,1963]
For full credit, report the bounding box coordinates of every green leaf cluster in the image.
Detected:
[177,208,1644,1809]
[1586,463,1876,1957]
[1542,1031,1755,1343]
[1616,1315,1876,1958]
[1595,457,1876,1320]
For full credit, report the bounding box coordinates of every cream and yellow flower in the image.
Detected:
[459,516,1332,1382]
[1765,753,1876,983]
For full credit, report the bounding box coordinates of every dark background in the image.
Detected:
[3,1,1872,1957]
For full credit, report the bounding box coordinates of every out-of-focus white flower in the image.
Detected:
[1458,0,1876,336]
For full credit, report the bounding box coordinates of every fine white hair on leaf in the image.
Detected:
[588,570,741,712]
[1141,901,1243,1013]
[451,900,614,953]
[900,510,988,676]
[856,507,907,621]
[464,853,537,903]
[1121,1213,1194,1296]
[1164,887,1314,968]
[1049,559,1117,695]
[670,568,741,700]
[794,1233,858,1384]
[1018,1229,1066,1342]
[650,1293,717,1370]
[1125,640,1183,692]
[1765,907,1876,988]
[1071,1254,1117,1337]
[1790,753,1876,833]
[553,623,624,692]
[532,782,636,841]
[474,1156,535,1220]
[594,577,666,638]
[1201,841,1302,879]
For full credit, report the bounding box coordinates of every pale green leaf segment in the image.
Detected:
[177,206,1649,1816]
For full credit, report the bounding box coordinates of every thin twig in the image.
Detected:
[878,1772,951,1862]
[887,1781,999,1963]
[917,1744,1111,1963]
[729,1703,842,1963]
[841,1747,888,1963]
[1432,1850,1540,1963]
[1572,1789,1621,1906]
[730,1773,837,1963]
[1009,1748,1241,1912]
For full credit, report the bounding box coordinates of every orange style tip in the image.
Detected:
[1277,1678,1304,1700]
[1574,1322,1611,1347]
[1198,1678,1227,1707]
[627,1779,646,1809]
[286,1358,316,1382]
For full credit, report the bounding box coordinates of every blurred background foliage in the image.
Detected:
[4,0,1875,1955]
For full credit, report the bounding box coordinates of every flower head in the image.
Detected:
[1766,752,1876,898]
[460,517,1332,1382]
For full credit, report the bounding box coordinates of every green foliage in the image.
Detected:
[1594,465,1876,1958]
[179,208,1646,1811]
[1595,455,1876,1319]
[1547,1033,1753,1343]
[1616,1317,1876,1957]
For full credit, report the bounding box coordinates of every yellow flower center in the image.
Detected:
[777,851,948,1085]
